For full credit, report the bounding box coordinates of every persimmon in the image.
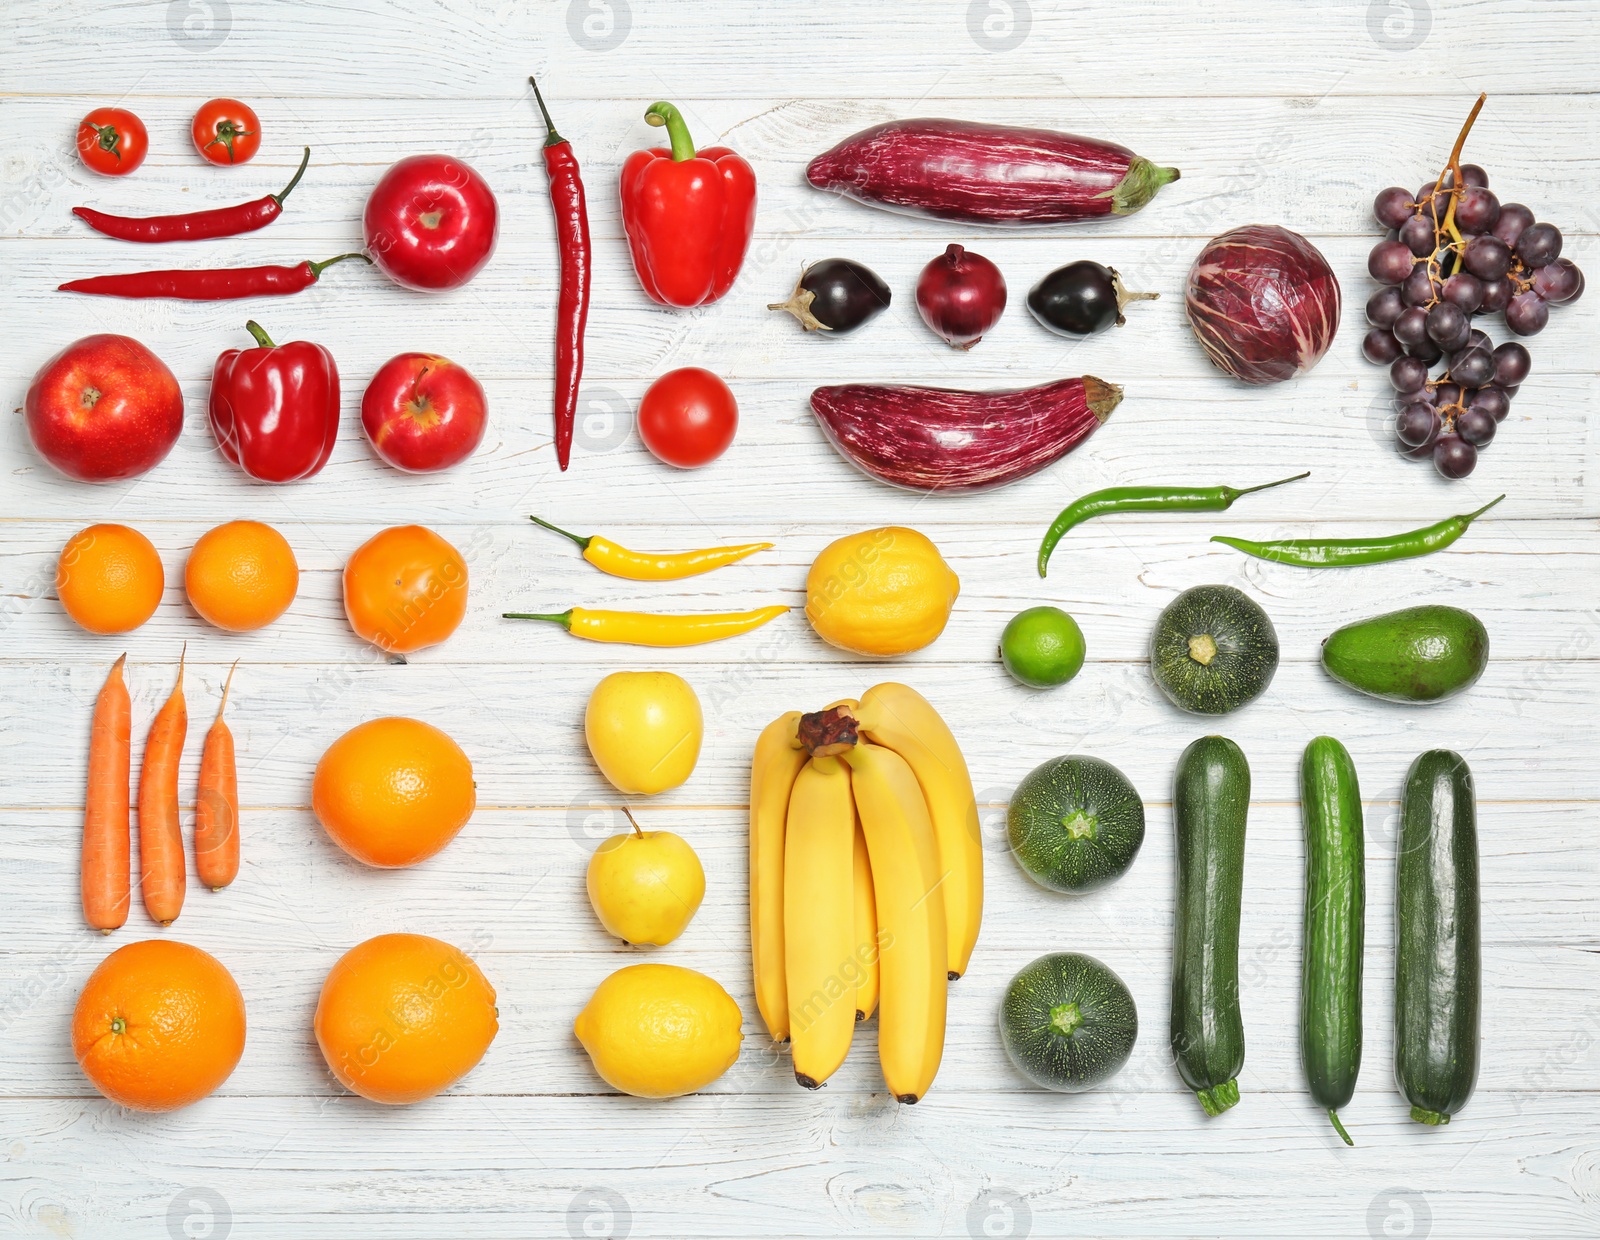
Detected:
[343,524,467,653]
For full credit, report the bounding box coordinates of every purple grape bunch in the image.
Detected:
[1362,101,1583,478]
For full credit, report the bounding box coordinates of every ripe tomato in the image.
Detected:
[636,367,738,468]
[192,98,261,166]
[343,524,468,654]
[77,108,148,176]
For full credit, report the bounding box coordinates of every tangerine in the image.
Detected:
[56,523,164,635]
[185,520,299,632]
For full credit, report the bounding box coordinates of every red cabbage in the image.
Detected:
[1185,225,1341,385]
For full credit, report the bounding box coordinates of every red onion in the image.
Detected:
[916,244,1006,349]
[810,376,1120,493]
[1185,225,1341,385]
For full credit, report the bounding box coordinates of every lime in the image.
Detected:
[1001,606,1086,688]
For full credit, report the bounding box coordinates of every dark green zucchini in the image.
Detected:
[1150,585,1279,716]
[1395,749,1479,1126]
[1299,737,1365,1146]
[1007,755,1145,893]
[1171,735,1249,1115]
[999,952,1138,1092]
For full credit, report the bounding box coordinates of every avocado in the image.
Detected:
[1321,605,1488,703]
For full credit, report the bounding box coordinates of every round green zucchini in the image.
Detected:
[1007,755,1146,893]
[999,952,1138,1092]
[1151,584,1279,715]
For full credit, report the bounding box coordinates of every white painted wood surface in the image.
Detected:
[2,1,1598,1236]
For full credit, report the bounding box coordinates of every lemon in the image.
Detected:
[805,526,960,656]
[574,964,743,1098]
[584,671,703,795]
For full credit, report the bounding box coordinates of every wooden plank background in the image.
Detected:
[2,1,1597,1236]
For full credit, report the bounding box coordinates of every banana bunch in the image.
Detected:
[749,683,981,1103]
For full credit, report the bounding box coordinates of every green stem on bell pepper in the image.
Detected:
[645,102,698,161]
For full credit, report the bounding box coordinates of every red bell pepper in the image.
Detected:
[208,321,340,483]
[620,102,756,308]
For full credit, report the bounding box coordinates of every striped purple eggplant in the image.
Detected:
[810,377,1121,493]
[805,119,1179,227]
[1185,225,1342,385]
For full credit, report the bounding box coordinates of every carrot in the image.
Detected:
[195,660,239,891]
[138,646,187,925]
[83,654,132,932]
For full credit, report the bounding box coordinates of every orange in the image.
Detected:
[72,939,247,1112]
[314,933,498,1105]
[184,520,299,632]
[56,523,164,635]
[343,524,467,654]
[312,716,476,867]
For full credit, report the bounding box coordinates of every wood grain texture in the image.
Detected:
[3,0,1599,1236]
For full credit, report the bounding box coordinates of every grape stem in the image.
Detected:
[1425,93,1487,287]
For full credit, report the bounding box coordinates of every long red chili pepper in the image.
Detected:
[73,147,313,243]
[529,76,591,472]
[58,252,370,300]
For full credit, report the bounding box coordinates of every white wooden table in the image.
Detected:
[3,2,1597,1236]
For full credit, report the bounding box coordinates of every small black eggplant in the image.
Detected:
[1028,261,1157,337]
[769,258,892,333]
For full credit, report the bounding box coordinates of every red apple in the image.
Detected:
[25,335,184,482]
[363,155,498,292]
[360,353,488,473]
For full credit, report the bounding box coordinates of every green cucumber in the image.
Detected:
[1171,735,1249,1115]
[1299,737,1365,1146]
[999,952,1138,1092]
[1395,749,1480,1126]
[1321,605,1488,704]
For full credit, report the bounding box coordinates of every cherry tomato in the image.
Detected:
[192,98,262,166]
[636,367,738,468]
[77,108,148,176]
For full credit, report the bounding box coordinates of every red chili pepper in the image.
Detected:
[529,77,591,472]
[620,102,756,308]
[208,320,340,483]
[57,251,369,300]
[73,147,312,243]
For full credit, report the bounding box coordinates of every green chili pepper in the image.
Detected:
[1211,495,1504,567]
[1037,472,1308,577]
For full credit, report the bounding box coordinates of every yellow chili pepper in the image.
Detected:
[530,516,772,581]
[503,605,789,647]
